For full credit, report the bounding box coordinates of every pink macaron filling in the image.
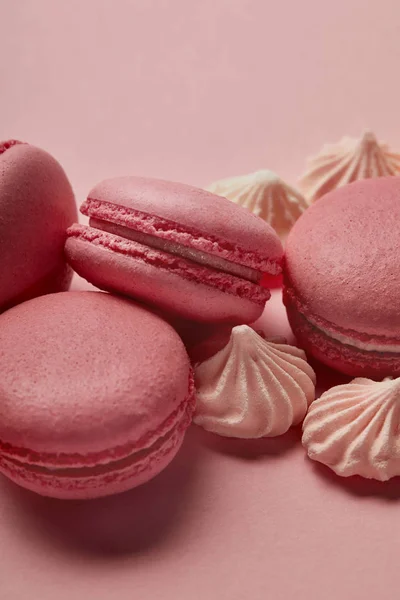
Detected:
[90,218,261,283]
[66,177,284,323]
[0,373,195,498]
[67,224,270,305]
[81,197,281,277]
[285,296,400,378]
[66,195,280,307]
[0,371,195,476]
[284,284,400,354]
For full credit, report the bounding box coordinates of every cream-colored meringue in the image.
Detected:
[299,131,400,202]
[194,326,316,438]
[207,170,308,239]
[302,377,400,481]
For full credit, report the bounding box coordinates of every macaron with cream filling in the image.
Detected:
[0,140,77,311]
[284,177,400,377]
[65,176,283,323]
[0,291,195,499]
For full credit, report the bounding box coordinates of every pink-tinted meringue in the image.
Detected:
[299,131,400,202]
[194,326,316,438]
[207,170,308,240]
[302,377,400,481]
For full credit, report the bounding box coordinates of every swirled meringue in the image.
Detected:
[194,326,316,438]
[302,377,400,481]
[207,170,308,239]
[299,131,400,202]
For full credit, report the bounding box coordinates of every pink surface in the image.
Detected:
[2,1,400,598]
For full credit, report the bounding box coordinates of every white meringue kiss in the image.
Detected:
[194,326,316,438]
[207,170,308,240]
[299,131,400,203]
[303,377,400,481]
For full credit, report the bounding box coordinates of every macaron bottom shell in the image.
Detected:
[285,299,400,378]
[65,227,269,324]
[0,374,195,500]
[0,431,183,500]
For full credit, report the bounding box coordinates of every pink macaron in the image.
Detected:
[65,176,283,323]
[0,291,195,499]
[0,140,77,312]
[283,177,400,378]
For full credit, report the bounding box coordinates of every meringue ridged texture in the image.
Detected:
[302,377,400,481]
[194,326,316,438]
[299,131,400,202]
[207,170,308,239]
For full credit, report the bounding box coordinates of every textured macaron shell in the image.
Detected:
[65,229,268,323]
[0,141,77,310]
[285,300,400,377]
[0,432,190,499]
[82,176,283,272]
[284,177,400,339]
[65,177,283,324]
[0,292,192,456]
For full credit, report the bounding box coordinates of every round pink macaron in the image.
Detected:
[283,177,400,378]
[0,291,195,499]
[65,176,283,323]
[0,140,77,312]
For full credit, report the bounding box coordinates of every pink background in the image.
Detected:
[1,1,400,599]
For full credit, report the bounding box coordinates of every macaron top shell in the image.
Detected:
[0,292,191,456]
[83,176,283,272]
[0,141,77,309]
[285,177,400,338]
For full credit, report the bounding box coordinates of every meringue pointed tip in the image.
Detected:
[359,130,378,147]
[231,324,256,337]
[230,325,260,348]
[252,169,281,184]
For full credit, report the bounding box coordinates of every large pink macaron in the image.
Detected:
[0,291,195,499]
[283,177,400,378]
[0,140,77,312]
[65,176,283,323]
